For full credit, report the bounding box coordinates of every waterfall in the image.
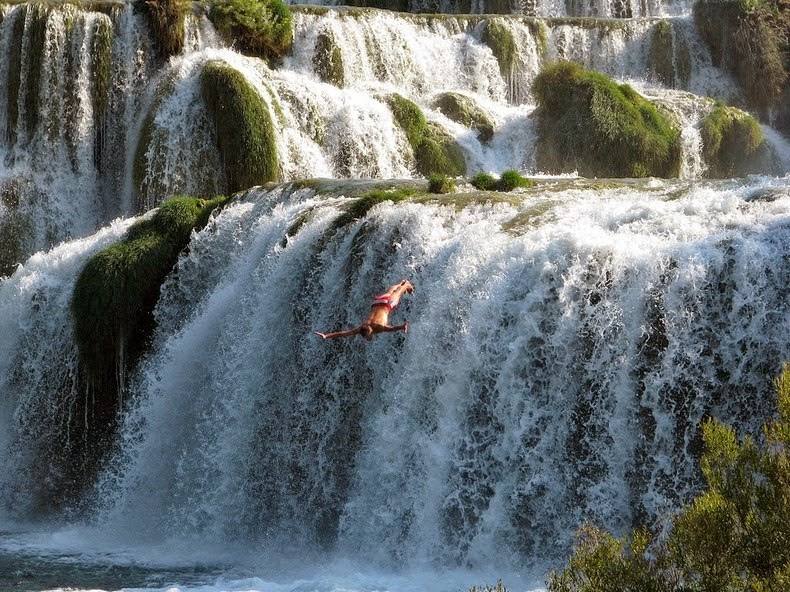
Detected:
[0,177,768,568]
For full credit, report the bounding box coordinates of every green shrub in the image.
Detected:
[546,362,790,592]
[208,0,293,63]
[471,172,497,190]
[497,169,532,191]
[71,196,229,395]
[137,0,189,58]
[532,61,681,178]
[201,60,279,193]
[384,94,467,178]
[701,102,766,177]
[428,173,455,194]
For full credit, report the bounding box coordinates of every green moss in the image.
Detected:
[201,60,279,193]
[90,14,113,130]
[20,3,47,139]
[694,0,787,125]
[71,195,229,394]
[481,18,515,78]
[471,172,497,190]
[313,30,344,87]
[648,20,691,89]
[208,0,293,64]
[701,102,766,177]
[136,0,188,58]
[498,169,533,190]
[428,173,455,194]
[385,93,467,178]
[331,188,414,230]
[532,61,681,178]
[433,92,495,144]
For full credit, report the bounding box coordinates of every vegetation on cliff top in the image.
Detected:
[201,60,279,193]
[532,61,681,178]
[207,0,293,63]
[547,362,790,592]
[137,0,189,58]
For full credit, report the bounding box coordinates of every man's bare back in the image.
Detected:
[314,280,414,341]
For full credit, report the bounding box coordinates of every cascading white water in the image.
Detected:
[61,177,783,571]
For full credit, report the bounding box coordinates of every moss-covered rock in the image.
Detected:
[384,93,467,177]
[71,195,229,398]
[201,60,279,193]
[428,173,455,194]
[313,30,344,87]
[648,20,691,89]
[470,170,532,191]
[433,92,495,144]
[208,0,293,64]
[701,102,767,177]
[694,0,788,133]
[471,172,497,190]
[331,188,414,230]
[481,18,516,79]
[532,61,682,178]
[136,0,189,58]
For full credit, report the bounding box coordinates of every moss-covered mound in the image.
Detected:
[71,195,229,397]
[331,188,414,230]
[481,18,515,79]
[433,92,495,144]
[532,61,682,178]
[137,0,189,58]
[694,0,788,133]
[313,30,344,87]
[648,19,691,89]
[208,0,293,63]
[428,174,455,194]
[470,170,533,191]
[701,102,766,177]
[201,60,279,193]
[385,94,467,177]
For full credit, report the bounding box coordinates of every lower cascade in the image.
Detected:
[1,177,788,581]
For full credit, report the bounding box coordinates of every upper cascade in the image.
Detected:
[284,0,695,19]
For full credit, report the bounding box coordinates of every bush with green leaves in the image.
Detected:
[208,0,293,63]
[547,362,790,592]
[428,174,455,194]
[532,61,681,178]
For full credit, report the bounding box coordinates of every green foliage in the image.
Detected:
[498,169,533,191]
[471,172,497,190]
[137,0,189,58]
[428,173,455,194]
[648,20,691,88]
[469,579,509,592]
[385,94,467,178]
[546,362,790,592]
[694,1,787,123]
[532,61,681,178]
[433,92,495,144]
[71,196,229,395]
[331,188,414,230]
[90,15,113,123]
[313,30,344,87]
[700,102,766,177]
[200,60,279,193]
[208,0,293,63]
